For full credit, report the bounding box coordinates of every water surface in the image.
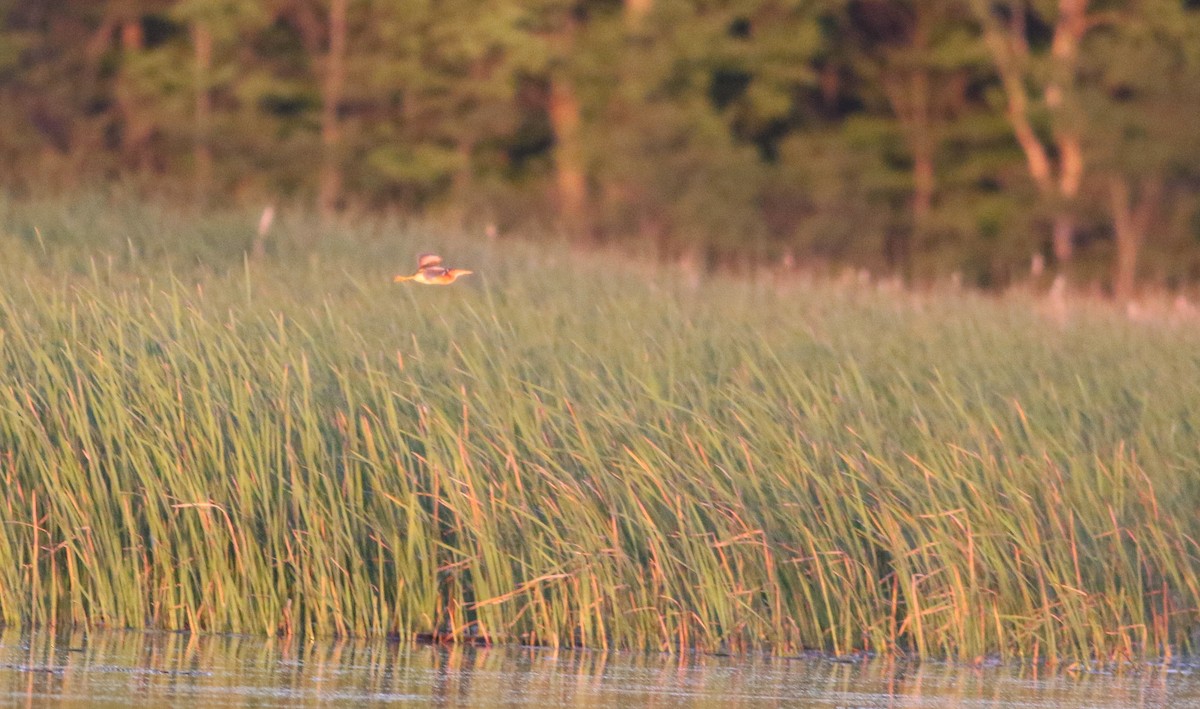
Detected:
[1,631,1197,707]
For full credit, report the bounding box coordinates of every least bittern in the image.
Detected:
[393,253,474,285]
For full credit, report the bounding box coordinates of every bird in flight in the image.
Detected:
[393,253,474,285]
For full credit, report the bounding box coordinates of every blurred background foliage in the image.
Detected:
[2,0,1200,294]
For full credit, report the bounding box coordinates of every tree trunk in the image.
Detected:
[878,7,935,279]
[1051,213,1074,264]
[1045,0,1086,268]
[117,14,151,172]
[912,151,934,229]
[1049,131,1083,265]
[318,0,347,218]
[970,0,1090,270]
[625,0,652,28]
[1109,175,1160,302]
[548,75,587,232]
[192,21,213,205]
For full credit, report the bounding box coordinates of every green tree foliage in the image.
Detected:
[1076,0,1200,297]
[829,1,1030,284]
[1,0,1198,291]
[578,0,825,261]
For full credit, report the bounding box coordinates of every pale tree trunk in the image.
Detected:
[625,0,652,28]
[1046,0,1086,262]
[1050,132,1084,262]
[546,7,590,237]
[548,74,587,231]
[117,13,152,172]
[912,147,934,232]
[192,21,213,205]
[318,0,347,218]
[1051,213,1075,263]
[908,140,934,275]
[1109,175,1160,302]
[971,0,1089,269]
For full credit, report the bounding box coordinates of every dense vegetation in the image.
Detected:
[1,197,1199,662]
[2,1,1200,293]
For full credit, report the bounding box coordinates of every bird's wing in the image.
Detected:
[417,253,443,269]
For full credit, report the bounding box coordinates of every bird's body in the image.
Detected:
[394,253,473,285]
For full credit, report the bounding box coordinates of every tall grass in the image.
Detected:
[0,197,1198,662]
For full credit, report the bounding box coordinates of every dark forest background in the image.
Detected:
[2,0,1200,295]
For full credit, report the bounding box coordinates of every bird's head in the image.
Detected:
[447,269,474,281]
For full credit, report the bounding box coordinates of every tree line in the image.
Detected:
[2,0,1199,294]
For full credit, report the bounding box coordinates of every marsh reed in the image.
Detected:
[0,197,1198,662]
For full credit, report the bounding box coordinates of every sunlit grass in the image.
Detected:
[0,196,1198,663]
